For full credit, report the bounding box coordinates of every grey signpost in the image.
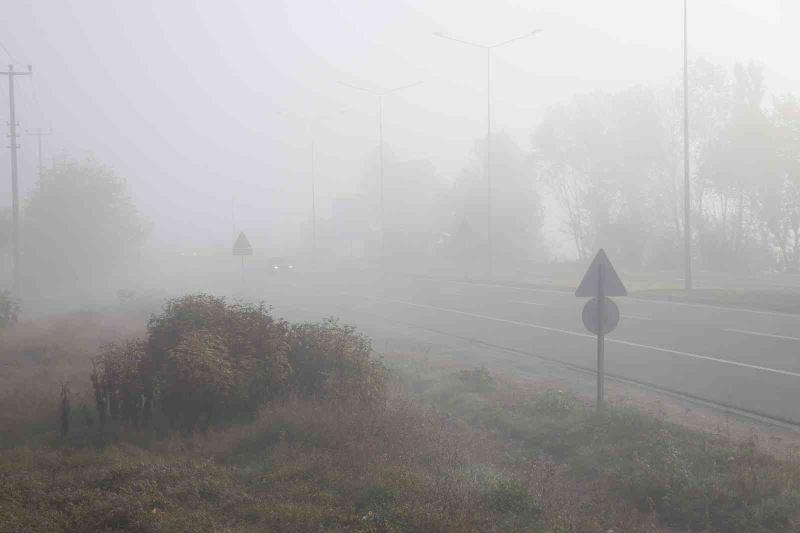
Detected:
[576,249,627,408]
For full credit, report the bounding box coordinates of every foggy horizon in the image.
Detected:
[3,1,799,257]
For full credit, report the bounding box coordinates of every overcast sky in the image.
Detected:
[0,0,798,252]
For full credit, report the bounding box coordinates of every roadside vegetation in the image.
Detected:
[395,360,800,533]
[1,295,799,531]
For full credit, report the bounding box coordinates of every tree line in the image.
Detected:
[327,59,800,275]
[4,58,799,289]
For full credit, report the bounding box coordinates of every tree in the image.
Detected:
[441,133,544,273]
[699,62,780,272]
[760,96,800,271]
[533,88,668,268]
[355,148,446,263]
[22,158,148,294]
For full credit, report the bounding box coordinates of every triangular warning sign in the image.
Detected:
[575,249,627,297]
[232,232,253,256]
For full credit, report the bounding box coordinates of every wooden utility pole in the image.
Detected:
[27,128,53,179]
[1,64,32,298]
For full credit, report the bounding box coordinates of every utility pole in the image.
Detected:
[339,80,422,260]
[311,140,317,258]
[2,64,32,298]
[231,195,237,241]
[26,128,53,180]
[683,0,692,292]
[434,30,541,277]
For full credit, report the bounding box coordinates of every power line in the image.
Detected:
[0,41,20,65]
[25,76,45,124]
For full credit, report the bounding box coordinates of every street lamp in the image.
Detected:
[683,0,692,292]
[274,109,348,262]
[434,29,541,277]
[338,80,422,259]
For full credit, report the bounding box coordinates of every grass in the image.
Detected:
[0,310,664,532]
[0,309,146,448]
[391,358,800,532]
[3,308,800,531]
[0,393,666,532]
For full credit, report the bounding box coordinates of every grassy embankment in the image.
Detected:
[1,297,799,532]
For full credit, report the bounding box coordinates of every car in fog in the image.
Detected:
[270,257,295,272]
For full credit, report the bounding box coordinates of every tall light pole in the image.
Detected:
[339,80,422,259]
[434,30,541,277]
[311,139,317,259]
[275,109,348,261]
[683,0,692,291]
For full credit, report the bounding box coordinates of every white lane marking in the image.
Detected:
[384,299,800,379]
[722,328,800,341]
[433,278,800,319]
[621,315,652,321]
[512,300,651,321]
[512,300,549,307]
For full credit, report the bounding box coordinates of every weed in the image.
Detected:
[457,365,495,392]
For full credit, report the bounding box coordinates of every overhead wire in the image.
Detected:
[0,40,22,66]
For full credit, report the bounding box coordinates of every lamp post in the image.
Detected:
[434,30,541,277]
[683,0,692,292]
[274,109,348,262]
[338,80,422,259]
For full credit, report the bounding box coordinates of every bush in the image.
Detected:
[287,319,384,403]
[159,331,237,430]
[485,479,540,516]
[91,339,147,428]
[0,291,19,327]
[89,294,385,432]
[457,365,494,392]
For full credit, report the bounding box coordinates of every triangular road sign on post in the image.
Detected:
[232,232,253,256]
[575,249,627,297]
[575,248,627,411]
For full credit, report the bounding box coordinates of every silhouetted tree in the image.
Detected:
[22,158,148,294]
[443,133,544,274]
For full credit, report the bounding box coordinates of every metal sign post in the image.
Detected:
[597,262,605,407]
[232,232,254,284]
[576,249,627,409]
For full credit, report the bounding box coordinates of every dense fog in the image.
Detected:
[1,1,800,305]
[7,6,800,531]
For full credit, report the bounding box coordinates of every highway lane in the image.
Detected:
[251,271,800,425]
[389,277,800,374]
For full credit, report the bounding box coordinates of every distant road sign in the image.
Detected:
[582,297,619,335]
[232,232,253,256]
[575,249,627,297]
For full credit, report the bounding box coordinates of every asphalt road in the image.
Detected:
[246,269,800,426]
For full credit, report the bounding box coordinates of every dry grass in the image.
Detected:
[0,307,665,532]
[1,388,665,532]
[10,308,799,532]
[389,355,800,533]
[0,310,144,446]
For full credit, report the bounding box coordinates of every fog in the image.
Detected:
[0,1,797,262]
[7,5,800,529]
